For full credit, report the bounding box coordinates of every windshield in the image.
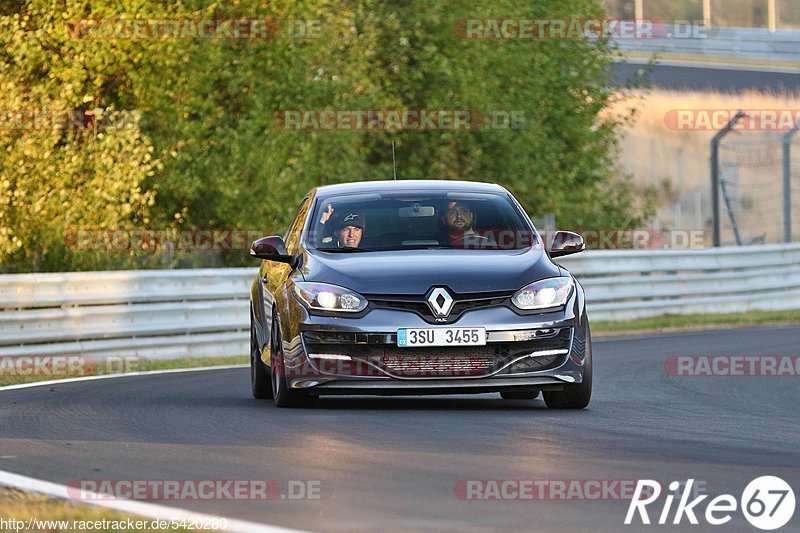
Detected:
[306,190,538,252]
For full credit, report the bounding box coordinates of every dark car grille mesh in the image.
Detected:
[304,328,571,378]
[382,347,498,377]
[367,291,512,324]
[508,353,561,373]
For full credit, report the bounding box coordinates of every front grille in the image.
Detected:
[382,346,498,377]
[303,328,572,378]
[508,353,561,372]
[368,290,512,324]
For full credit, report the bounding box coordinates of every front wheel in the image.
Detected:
[250,308,273,399]
[271,317,316,408]
[544,322,592,409]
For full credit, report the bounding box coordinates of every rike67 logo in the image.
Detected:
[626,477,795,530]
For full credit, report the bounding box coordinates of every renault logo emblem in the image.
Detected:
[427,287,454,318]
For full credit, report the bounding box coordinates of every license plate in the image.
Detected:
[396,327,486,347]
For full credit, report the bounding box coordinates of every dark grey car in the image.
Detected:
[249,180,591,408]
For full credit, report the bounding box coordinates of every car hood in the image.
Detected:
[299,248,562,295]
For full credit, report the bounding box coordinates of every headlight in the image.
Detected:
[292,282,368,313]
[511,277,573,310]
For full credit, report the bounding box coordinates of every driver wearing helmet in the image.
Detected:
[317,203,365,248]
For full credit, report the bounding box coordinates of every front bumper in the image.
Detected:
[280,301,589,395]
[292,376,572,396]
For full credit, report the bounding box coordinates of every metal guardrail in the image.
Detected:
[558,243,800,320]
[1,243,799,358]
[616,26,800,64]
[0,269,254,359]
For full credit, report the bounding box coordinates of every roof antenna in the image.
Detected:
[391,140,397,181]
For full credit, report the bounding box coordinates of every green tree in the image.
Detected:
[0,3,158,271]
[1,0,648,272]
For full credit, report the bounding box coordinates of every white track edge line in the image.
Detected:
[0,469,308,533]
[0,364,248,392]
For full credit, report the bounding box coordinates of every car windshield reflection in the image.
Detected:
[307,191,538,252]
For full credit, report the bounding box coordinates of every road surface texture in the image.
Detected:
[612,61,800,92]
[1,326,798,532]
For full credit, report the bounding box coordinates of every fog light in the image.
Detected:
[309,353,352,361]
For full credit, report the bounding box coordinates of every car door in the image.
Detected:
[257,197,310,356]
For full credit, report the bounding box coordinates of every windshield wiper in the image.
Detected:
[315,247,370,253]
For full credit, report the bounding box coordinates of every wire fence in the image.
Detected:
[620,128,800,246]
[718,132,785,245]
[620,132,712,243]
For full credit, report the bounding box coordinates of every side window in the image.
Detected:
[284,198,310,255]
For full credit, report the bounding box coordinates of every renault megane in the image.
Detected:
[249,180,590,408]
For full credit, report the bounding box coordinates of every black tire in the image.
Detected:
[500,390,540,400]
[544,322,592,410]
[250,308,273,399]
[271,317,316,408]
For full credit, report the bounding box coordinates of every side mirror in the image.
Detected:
[250,236,294,264]
[549,231,585,258]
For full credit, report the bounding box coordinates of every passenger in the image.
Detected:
[442,200,493,247]
[444,200,476,235]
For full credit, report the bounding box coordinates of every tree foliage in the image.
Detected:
[1,0,647,272]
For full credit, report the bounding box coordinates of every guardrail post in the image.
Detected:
[768,0,777,32]
[710,110,746,247]
[783,126,799,243]
[702,0,711,28]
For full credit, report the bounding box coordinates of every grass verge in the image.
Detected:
[0,355,248,387]
[591,309,800,336]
